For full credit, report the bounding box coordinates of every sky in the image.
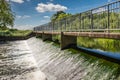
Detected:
[8,0,117,30]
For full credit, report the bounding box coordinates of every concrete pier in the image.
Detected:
[61,32,77,50]
[42,33,52,41]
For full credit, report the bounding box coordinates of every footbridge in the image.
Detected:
[34,1,120,49]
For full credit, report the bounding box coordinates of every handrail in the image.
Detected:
[34,1,120,33]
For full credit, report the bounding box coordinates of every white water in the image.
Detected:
[0,37,120,80]
[0,40,46,80]
[27,38,120,80]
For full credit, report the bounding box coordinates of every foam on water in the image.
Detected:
[0,40,46,80]
[0,37,120,80]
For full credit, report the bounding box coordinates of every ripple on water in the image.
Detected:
[0,40,46,80]
[27,37,120,80]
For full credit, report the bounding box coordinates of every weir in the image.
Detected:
[34,32,120,64]
[33,1,120,64]
[61,32,77,50]
[0,37,119,80]
[35,32,77,49]
[42,32,52,41]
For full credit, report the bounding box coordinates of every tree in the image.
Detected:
[0,0,15,29]
[51,11,71,22]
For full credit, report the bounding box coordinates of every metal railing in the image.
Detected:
[34,1,120,33]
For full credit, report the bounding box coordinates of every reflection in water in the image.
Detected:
[0,37,120,80]
[0,40,46,80]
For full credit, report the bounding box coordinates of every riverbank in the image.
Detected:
[0,29,34,41]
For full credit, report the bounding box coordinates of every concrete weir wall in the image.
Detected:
[61,32,77,50]
[36,32,77,50]
[34,32,120,64]
[36,33,42,38]
[42,33,52,41]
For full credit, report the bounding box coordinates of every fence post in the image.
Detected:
[65,18,67,31]
[79,13,81,32]
[52,22,54,32]
[65,18,67,32]
[91,10,93,32]
[60,20,62,31]
[107,4,110,33]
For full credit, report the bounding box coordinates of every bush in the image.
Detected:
[9,29,18,32]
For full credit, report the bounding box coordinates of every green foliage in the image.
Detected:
[0,30,12,36]
[51,11,71,21]
[9,29,18,32]
[0,29,32,37]
[10,30,32,36]
[0,0,15,29]
[77,37,120,52]
[51,11,120,32]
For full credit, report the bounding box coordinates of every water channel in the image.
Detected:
[0,37,120,80]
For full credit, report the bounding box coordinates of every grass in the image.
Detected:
[0,29,32,37]
[77,37,120,53]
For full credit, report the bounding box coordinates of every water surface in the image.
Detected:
[28,38,120,80]
[0,40,46,80]
[0,37,120,80]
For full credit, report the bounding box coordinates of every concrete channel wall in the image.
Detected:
[34,31,120,64]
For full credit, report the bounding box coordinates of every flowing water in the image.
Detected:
[0,37,120,80]
[0,39,46,80]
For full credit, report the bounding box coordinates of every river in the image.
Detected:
[0,37,120,80]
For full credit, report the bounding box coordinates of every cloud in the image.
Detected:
[16,15,31,19]
[6,0,30,3]
[16,15,22,19]
[36,3,67,13]
[11,0,24,3]
[43,16,50,19]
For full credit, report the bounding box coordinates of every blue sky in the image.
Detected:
[8,0,116,29]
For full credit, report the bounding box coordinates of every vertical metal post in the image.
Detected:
[66,18,67,31]
[91,10,93,32]
[52,22,54,32]
[108,4,110,33]
[57,21,59,32]
[70,16,73,31]
[81,15,83,32]
[60,20,62,31]
[69,17,71,32]
[50,23,51,32]
[57,21,59,31]
[60,21,61,32]
[50,22,52,32]
[79,13,81,32]
[83,16,84,32]
[65,18,66,32]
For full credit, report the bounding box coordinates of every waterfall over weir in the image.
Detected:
[27,37,120,80]
[0,37,120,80]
